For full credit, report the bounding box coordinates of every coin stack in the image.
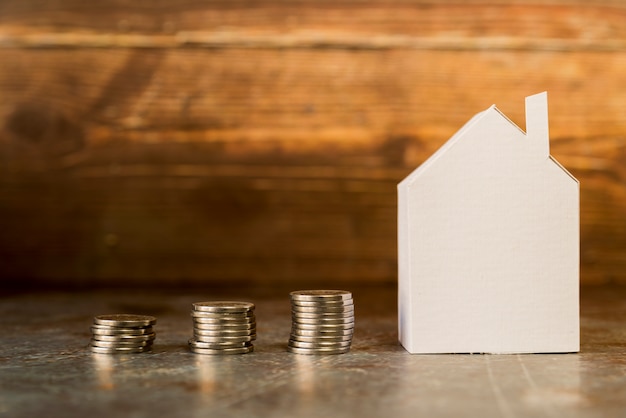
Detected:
[90,314,157,354]
[189,301,256,355]
[288,290,355,355]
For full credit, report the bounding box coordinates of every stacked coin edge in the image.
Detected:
[90,314,157,354]
[189,301,256,355]
[288,290,355,355]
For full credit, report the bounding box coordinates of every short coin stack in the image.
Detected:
[90,314,157,354]
[288,290,355,355]
[189,301,256,355]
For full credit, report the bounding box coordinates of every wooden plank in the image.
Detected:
[1,2,625,286]
[1,1,625,44]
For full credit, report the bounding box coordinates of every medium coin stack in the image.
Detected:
[90,314,157,354]
[288,290,355,355]
[189,301,256,355]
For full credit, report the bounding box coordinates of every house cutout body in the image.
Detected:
[397,92,579,354]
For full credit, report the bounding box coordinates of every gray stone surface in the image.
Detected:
[1,285,625,417]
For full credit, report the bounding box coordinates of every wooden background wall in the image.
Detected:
[1,1,625,287]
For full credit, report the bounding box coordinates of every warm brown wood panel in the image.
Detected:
[1,1,625,286]
[1,1,626,43]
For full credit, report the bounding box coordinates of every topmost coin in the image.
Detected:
[93,314,157,327]
[193,301,255,313]
[290,290,352,301]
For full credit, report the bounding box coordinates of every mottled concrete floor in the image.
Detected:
[1,285,626,418]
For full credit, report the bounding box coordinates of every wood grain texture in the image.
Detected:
[1,1,625,286]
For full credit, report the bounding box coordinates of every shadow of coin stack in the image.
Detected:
[189,301,256,355]
[90,314,157,354]
[288,290,354,355]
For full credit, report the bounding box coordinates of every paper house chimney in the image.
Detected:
[397,92,579,354]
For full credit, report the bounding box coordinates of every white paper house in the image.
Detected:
[398,92,579,354]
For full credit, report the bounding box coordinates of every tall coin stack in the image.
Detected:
[288,290,355,355]
[189,301,256,355]
[90,314,157,354]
